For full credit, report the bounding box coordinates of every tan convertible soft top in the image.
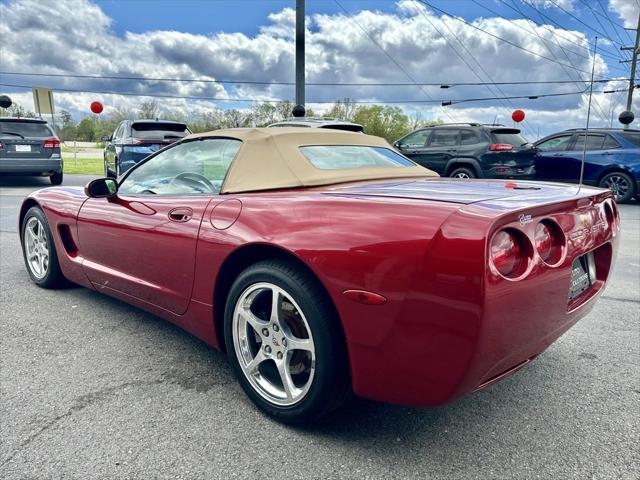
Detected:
[186,127,437,194]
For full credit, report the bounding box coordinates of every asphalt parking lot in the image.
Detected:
[1,174,638,479]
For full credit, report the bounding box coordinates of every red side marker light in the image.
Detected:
[504,182,517,189]
[343,290,387,305]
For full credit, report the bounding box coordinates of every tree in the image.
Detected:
[353,105,411,143]
[0,103,37,118]
[138,100,159,119]
[76,117,98,142]
[327,98,360,121]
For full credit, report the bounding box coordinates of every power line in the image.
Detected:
[1,82,631,105]
[0,70,628,87]
[416,0,598,75]
[507,0,610,124]
[490,0,626,64]
[414,0,537,137]
[520,0,630,71]
[332,0,458,122]
[546,0,622,46]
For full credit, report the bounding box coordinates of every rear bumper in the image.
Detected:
[0,158,62,175]
[484,164,535,179]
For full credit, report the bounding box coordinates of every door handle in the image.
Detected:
[168,207,193,222]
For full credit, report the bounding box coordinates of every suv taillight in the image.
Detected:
[43,138,60,148]
[489,143,513,151]
[490,229,530,278]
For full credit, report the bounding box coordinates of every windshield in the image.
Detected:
[0,121,53,138]
[300,145,416,169]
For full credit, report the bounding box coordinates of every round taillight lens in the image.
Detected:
[535,220,564,265]
[491,230,522,277]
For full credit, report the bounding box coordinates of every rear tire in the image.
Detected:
[50,171,63,185]
[224,259,350,424]
[21,206,68,288]
[449,166,476,179]
[599,171,635,203]
[105,159,117,178]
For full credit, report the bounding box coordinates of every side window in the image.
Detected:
[118,138,242,196]
[572,134,605,151]
[428,129,459,147]
[602,135,620,149]
[460,129,479,145]
[536,135,572,152]
[399,130,430,148]
[113,124,124,140]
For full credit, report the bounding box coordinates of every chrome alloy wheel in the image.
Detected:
[603,174,629,201]
[24,217,49,279]
[232,282,316,406]
[453,172,471,179]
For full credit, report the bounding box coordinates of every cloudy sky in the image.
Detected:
[0,0,637,138]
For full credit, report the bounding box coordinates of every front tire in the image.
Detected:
[224,260,350,424]
[21,206,67,288]
[449,166,476,179]
[599,172,635,203]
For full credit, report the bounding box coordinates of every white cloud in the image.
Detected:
[0,0,632,138]
[609,0,638,29]
[526,0,575,10]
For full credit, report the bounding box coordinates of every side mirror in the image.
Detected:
[85,178,118,198]
[101,135,110,142]
[394,142,402,149]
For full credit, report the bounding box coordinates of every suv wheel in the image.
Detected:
[50,171,63,185]
[599,172,635,203]
[450,167,476,179]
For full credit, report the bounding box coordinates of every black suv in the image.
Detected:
[0,118,63,184]
[103,119,191,177]
[394,123,535,179]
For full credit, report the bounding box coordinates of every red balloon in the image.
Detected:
[512,109,525,123]
[90,101,103,114]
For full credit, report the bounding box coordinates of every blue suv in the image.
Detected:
[534,128,640,203]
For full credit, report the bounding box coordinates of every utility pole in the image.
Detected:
[620,12,640,129]
[293,0,306,117]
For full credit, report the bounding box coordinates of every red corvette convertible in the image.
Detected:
[19,128,619,423]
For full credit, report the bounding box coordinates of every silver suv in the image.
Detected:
[0,118,63,184]
[268,117,363,132]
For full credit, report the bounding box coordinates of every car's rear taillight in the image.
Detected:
[43,138,60,148]
[534,220,564,265]
[488,143,514,151]
[490,229,530,278]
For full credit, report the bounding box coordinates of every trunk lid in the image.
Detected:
[325,178,595,205]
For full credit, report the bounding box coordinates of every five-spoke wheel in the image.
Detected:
[233,282,315,406]
[21,206,67,288]
[225,260,350,423]
[24,216,49,279]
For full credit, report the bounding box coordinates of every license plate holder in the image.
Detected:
[569,252,596,300]
[15,145,31,152]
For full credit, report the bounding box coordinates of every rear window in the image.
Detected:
[618,131,640,147]
[0,121,53,138]
[491,129,528,146]
[131,122,190,140]
[319,124,364,132]
[300,145,415,169]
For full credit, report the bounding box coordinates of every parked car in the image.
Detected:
[20,127,618,423]
[394,123,536,179]
[268,117,364,132]
[534,128,640,203]
[103,119,191,177]
[0,118,62,184]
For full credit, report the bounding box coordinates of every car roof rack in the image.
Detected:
[422,122,482,127]
[563,127,640,132]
